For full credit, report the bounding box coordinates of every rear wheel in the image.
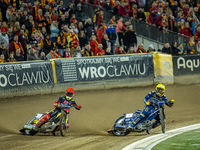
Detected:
[26,116,36,124]
[159,108,165,133]
[20,116,38,135]
[112,116,129,136]
[60,110,69,136]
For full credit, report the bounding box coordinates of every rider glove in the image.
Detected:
[170,99,175,103]
[75,105,82,110]
[146,102,152,106]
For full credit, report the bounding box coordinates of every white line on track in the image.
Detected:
[122,123,200,150]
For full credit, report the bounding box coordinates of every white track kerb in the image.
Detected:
[122,123,200,150]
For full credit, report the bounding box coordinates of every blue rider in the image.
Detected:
[127,84,174,130]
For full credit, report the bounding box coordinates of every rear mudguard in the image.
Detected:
[108,110,141,136]
[20,112,60,135]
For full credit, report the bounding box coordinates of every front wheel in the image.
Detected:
[159,108,165,133]
[60,110,69,136]
[112,116,129,136]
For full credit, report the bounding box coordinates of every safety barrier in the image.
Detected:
[54,54,154,83]
[173,55,200,84]
[0,61,54,98]
[51,54,155,93]
[0,54,200,98]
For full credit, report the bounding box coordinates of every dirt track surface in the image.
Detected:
[0,84,200,150]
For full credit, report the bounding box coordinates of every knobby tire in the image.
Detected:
[60,110,68,136]
[159,108,165,133]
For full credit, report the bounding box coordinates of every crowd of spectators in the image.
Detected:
[0,0,200,63]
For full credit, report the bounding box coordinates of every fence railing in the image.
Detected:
[78,3,189,46]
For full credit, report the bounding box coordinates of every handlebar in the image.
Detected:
[59,104,81,110]
[59,104,75,109]
[156,101,165,106]
[149,98,165,108]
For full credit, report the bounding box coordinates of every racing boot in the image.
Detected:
[145,120,152,134]
[144,121,158,134]
[33,113,51,131]
[146,124,151,134]
[66,122,70,128]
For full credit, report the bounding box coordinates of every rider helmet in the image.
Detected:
[66,88,75,98]
[155,84,165,97]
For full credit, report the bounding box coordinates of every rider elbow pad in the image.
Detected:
[54,102,59,107]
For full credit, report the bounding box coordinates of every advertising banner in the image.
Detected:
[153,53,173,77]
[0,61,54,89]
[55,54,154,83]
[173,55,200,76]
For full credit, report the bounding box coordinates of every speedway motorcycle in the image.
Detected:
[107,98,167,136]
[20,105,75,136]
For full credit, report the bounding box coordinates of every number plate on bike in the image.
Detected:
[126,113,133,118]
[36,113,43,120]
